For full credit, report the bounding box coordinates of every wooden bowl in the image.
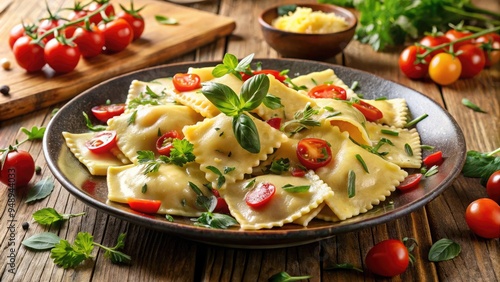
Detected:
[259,4,357,60]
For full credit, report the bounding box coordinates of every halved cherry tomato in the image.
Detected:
[172,73,201,92]
[296,138,332,170]
[486,170,500,204]
[91,103,126,122]
[156,130,182,156]
[211,189,230,214]
[266,117,282,130]
[423,151,443,167]
[365,239,410,277]
[242,69,287,83]
[465,198,500,239]
[397,173,423,191]
[245,182,276,208]
[351,100,383,122]
[127,198,162,214]
[308,84,347,100]
[85,130,117,154]
[290,166,307,177]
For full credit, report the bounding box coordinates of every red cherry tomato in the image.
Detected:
[156,130,182,156]
[266,117,282,130]
[91,103,125,122]
[486,170,500,204]
[296,138,332,170]
[398,45,431,79]
[423,151,443,167]
[308,84,347,100]
[88,1,115,25]
[99,18,133,53]
[172,73,201,92]
[37,18,62,40]
[351,100,383,122]
[456,44,486,79]
[127,198,161,214]
[117,11,145,41]
[9,23,37,49]
[419,35,451,58]
[0,150,35,188]
[365,239,410,277]
[73,25,105,58]
[245,182,276,208]
[290,166,307,177]
[12,36,46,72]
[465,198,500,239]
[397,173,423,191]
[44,37,81,73]
[212,189,230,214]
[85,131,117,154]
[475,33,500,67]
[242,69,287,83]
[445,29,473,48]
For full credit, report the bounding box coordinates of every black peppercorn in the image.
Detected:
[22,222,29,230]
[0,85,10,96]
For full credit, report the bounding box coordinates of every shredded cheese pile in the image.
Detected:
[272,7,349,34]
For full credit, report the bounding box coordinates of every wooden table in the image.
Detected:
[1,0,498,281]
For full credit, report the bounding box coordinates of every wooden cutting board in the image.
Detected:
[0,0,235,121]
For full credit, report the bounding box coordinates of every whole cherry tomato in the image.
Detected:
[73,25,105,58]
[419,34,451,58]
[352,100,383,122]
[397,173,423,191]
[428,53,462,85]
[445,29,473,49]
[88,0,115,25]
[85,131,117,154]
[457,44,485,79]
[116,2,145,41]
[37,18,64,41]
[127,198,161,214]
[465,198,500,239]
[475,33,500,67]
[308,84,347,100]
[172,73,202,91]
[91,103,125,122]
[0,150,35,188]
[398,45,430,79]
[156,130,182,156]
[365,239,410,277]
[296,138,332,170]
[245,182,276,209]
[44,37,81,73]
[486,170,500,204]
[99,18,133,53]
[9,23,37,49]
[12,36,46,72]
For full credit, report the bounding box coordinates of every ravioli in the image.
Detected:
[107,104,203,163]
[62,132,128,176]
[125,79,177,111]
[221,171,334,229]
[362,98,409,128]
[183,113,288,189]
[291,69,357,99]
[107,162,206,217]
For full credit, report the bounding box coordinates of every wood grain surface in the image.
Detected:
[0,0,235,121]
[0,0,499,281]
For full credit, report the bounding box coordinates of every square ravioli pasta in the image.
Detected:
[221,171,334,229]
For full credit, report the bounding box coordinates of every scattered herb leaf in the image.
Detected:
[25,178,55,203]
[22,232,61,250]
[428,238,461,262]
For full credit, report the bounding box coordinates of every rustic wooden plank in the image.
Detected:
[0,0,236,121]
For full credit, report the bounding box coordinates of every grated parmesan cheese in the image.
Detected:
[272,7,349,34]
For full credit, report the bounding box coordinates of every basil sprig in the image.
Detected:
[202,74,270,154]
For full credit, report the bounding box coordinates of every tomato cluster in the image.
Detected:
[9,0,145,73]
[399,29,500,85]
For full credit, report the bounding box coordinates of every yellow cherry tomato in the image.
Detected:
[428,53,462,85]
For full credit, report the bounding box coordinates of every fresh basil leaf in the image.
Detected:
[201,82,241,116]
[22,232,61,250]
[155,15,178,25]
[428,238,461,262]
[193,212,238,229]
[240,74,269,111]
[462,149,500,183]
[25,178,55,203]
[222,53,239,69]
[235,53,254,72]
[212,64,231,77]
[33,208,63,225]
[263,94,283,110]
[232,114,260,154]
[205,166,226,188]
[268,271,311,282]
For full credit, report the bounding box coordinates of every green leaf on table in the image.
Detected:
[25,178,55,203]
[101,233,131,265]
[462,98,487,113]
[21,126,46,140]
[155,15,178,25]
[462,148,500,183]
[50,232,94,269]
[33,207,86,226]
[428,238,461,262]
[268,271,311,282]
[22,232,61,250]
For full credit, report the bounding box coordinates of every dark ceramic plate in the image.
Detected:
[43,59,466,248]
